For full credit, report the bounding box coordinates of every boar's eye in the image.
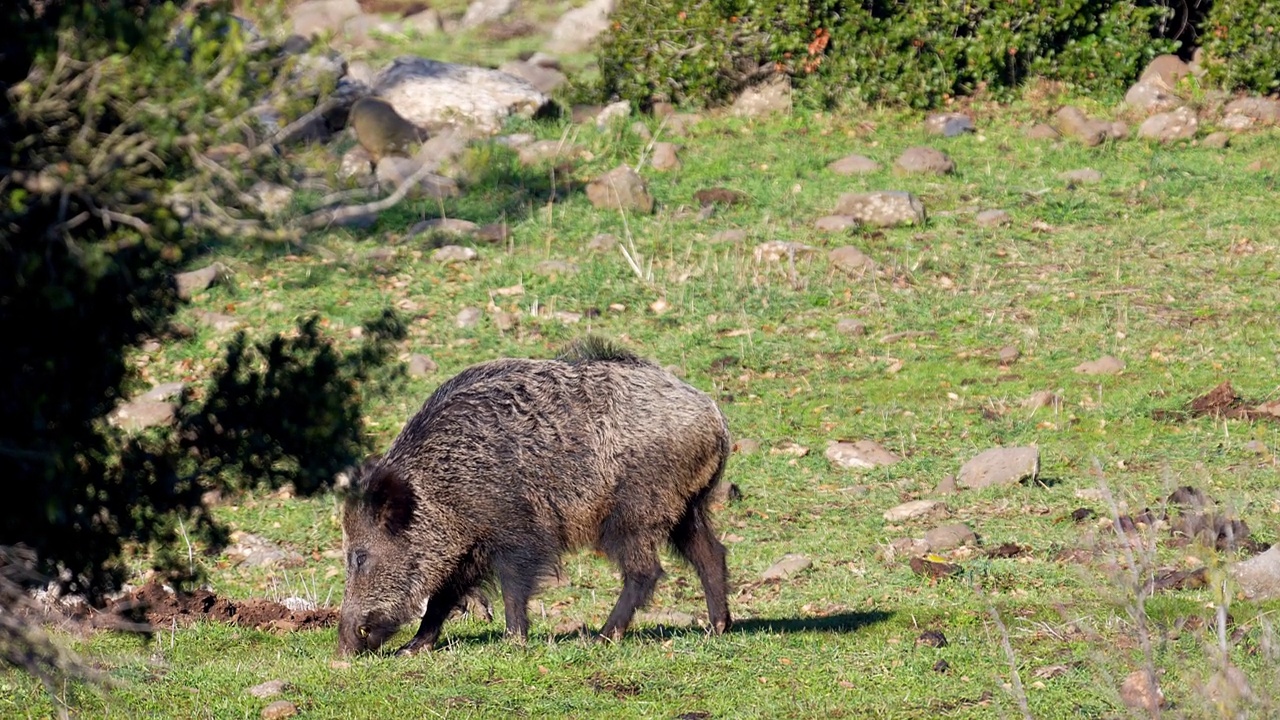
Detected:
[349,549,369,573]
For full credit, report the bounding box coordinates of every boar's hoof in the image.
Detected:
[394,640,433,657]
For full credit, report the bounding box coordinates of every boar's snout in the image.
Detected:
[337,605,399,657]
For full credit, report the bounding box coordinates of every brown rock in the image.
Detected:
[827,154,881,175]
[974,209,1010,228]
[957,446,1040,489]
[650,142,680,171]
[585,165,654,214]
[923,113,974,137]
[814,215,857,232]
[825,440,900,469]
[262,700,298,720]
[1074,355,1124,375]
[1120,670,1164,714]
[1138,106,1198,142]
[1140,54,1192,88]
[924,523,977,551]
[1055,106,1110,146]
[834,191,926,227]
[1025,123,1060,140]
[828,246,877,276]
[895,146,955,175]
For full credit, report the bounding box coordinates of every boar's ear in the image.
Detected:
[364,464,416,535]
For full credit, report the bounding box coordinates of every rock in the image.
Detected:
[924,524,977,551]
[694,188,747,207]
[517,139,582,166]
[1074,355,1124,375]
[375,158,460,198]
[638,609,696,628]
[595,100,631,127]
[371,56,550,136]
[280,597,316,613]
[403,9,443,35]
[491,310,517,331]
[924,112,974,137]
[545,0,616,54]
[753,241,816,263]
[1138,106,1198,142]
[835,318,866,336]
[456,307,482,328]
[411,218,481,238]
[195,311,240,332]
[730,75,791,117]
[1055,106,1111,146]
[1203,132,1231,149]
[1222,114,1255,132]
[650,142,681,171]
[935,475,957,495]
[552,311,582,324]
[338,146,374,182]
[226,532,302,568]
[431,245,478,263]
[140,382,185,403]
[247,680,288,699]
[262,701,298,720]
[1025,123,1060,140]
[533,259,578,276]
[1229,543,1280,600]
[710,229,747,244]
[460,0,517,29]
[894,146,954,175]
[342,14,403,47]
[630,121,653,141]
[1060,168,1102,185]
[407,354,437,376]
[174,264,227,301]
[585,165,654,214]
[888,537,931,560]
[733,439,761,454]
[997,345,1020,365]
[343,61,374,88]
[587,233,618,252]
[957,446,1040,489]
[1223,96,1280,125]
[761,553,812,581]
[1120,670,1164,714]
[825,440,900,469]
[291,0,362,38]
[250,182,294,217]
[828,246,877,276]
[1140,54,1192,88]
[814,215,857,232]
[415,129,472,174]
[1124,79,1184,115]
[974,209,1010,228]
[107,400,176,432]
[827,154,881,175]
[834,191,926,227]
[884,500,945,523]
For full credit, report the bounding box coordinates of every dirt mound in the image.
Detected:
[101,581,337,633]
[1155,380,1280,422]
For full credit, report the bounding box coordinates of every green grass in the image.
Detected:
[8,41,1280,720]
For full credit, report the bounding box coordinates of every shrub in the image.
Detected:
[1200,0,1280,93]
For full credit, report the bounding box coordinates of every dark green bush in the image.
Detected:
[1201,0,1280,93]
[593,0,1178,110]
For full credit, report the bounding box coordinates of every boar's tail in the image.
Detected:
[556,335,646,365]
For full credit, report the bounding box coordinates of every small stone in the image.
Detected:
[825,440,901,469]
[638,609,696,628]
[770,441,809,457]
[935,475,957,495]
[835,318,866,336]
[431,245,478,263]
[518,140,582,166]
[533,259,578,276]
[1243,440,1269,456]
[492,310,517,331]
[587,233,618,252]
[262,701,298,720]
[650,142,680,171]
[412,218,481,238]
[1124,79,1184,115]
[957,447,1040,489]
[827,154,881,175]
[1120,670,1164,714]
[895,146,955,175]
[733,439,761,455]
[888,537,931,559]
[1138,106,1198,142]
[1202,132,1230,149]
[251,182,295,217]
[476,223,511,243]
[1060,168,1102,185]
[834,191,926,227]
[1023,390,1060,410]
[761,553,812,581]
[175,264,227,301]
[140,382,185,403]
[585,165,654,214]
[997,345,1020,365]
[814,215,857,232]
[1074,355,1125,375]
[456,307,482,328]
[247,680,287,699]
[1229,543,1280,600]
[933,659,950,673]
[974,210,1010,228]
[195,311,240,332]
[1025,123,1060,140]
[753,241,817,263]
[924,113,974,137]
[630,121,652,141]
[408,354,437,376]
[828,246,877,276]
[108,400,176,432]
[1055,106,1111,146]
[924,524,977,551]
[710,229,747,244]
[552,311,582,324]
[915,629,949,647]
[883,500,945,523]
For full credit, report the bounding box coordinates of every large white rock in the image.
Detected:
[371,57,551,136]
[545,0,616,54]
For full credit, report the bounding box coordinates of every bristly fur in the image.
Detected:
[554,335,644,365]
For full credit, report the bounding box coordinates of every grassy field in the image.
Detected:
[6,27,1280,720]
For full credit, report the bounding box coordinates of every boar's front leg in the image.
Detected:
[395,584,467,656]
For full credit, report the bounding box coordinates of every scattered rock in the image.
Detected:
[1025,123,1060,140]
[933,659,950,673]
[107,400,176,432]
[753,241,817,263]
[517,139,582,166]
[403,8,443,35]
[407,354,437,376]
[1124,79,1184,116]
[195,311,240,332]
[338,146,374,182]
[174,264,227,301]
[884,500,945,523]
[650,142,681,171]
[587,233,618,252]
[1120,670,1164,714]
[225,532,302,569]
[262,701,298,720]
[974,209,1010,228]
[411,218,481,238]
[630,121,652,141]
[814,215,857,232]
[924,524,977,551]
[909,555,961,580]
[770,441,809,457]
[731,75,791,117]
[828,246,877,276]
[957,446,1040,489]
[491,310,517,331]
[250,182,294,218]
[997,345,1020,365]
[924,113,974,137]
[375,158,460,198]
[694,188,748,207]
[934,475,957,495]
[825,440,901,469]
[835,318,866,336]
[985,543,1027,559]
[595,100,631,127]
[1222,114,1256,132]
[638,609,696,628]
[895,146,955,175]
[888,537,931,559]
[370,56,550,136]
[1074,355,1124,375]
[1140,54,1192,88]
[710,229,747,244]
[827,154,881,175]
[1022,390,1060,410]
[1223,96,1280,125]
[834,191,926,227]
[733,439,761,455]
[916,629,948,647]
[585,165,655,214]
[1202,132,1230,149]
[533,259,578,276]
[247,680,288,699]
[431,245,478,263]
[1060,168,1103,185]
[291,0,362,38]
[1138,106,1198,142]
[545,0,615,54]
[456,307,482,328]
[1055,106,1112,146]
[460,0,517,29]
[1229,543,1280,600]
[761,553,812,581]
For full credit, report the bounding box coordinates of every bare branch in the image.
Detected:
[295,160,444,231]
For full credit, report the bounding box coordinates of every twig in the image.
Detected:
[295,159,444,231]
[246,95,345,159]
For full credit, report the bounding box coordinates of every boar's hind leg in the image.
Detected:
[670,498,732,635]
[597,536,664,642]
